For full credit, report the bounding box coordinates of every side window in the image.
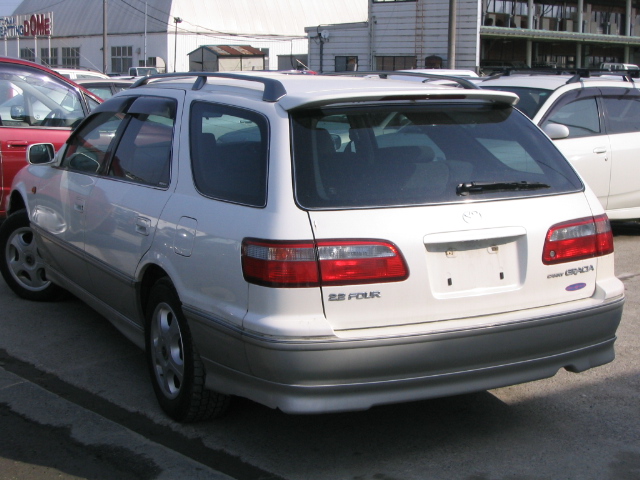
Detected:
[108,97,176,188]
[335,56,358,72]
[601,92,640,134]
[190,101,268,207]
[541,95,600,138]
[0,66,85,128]
[84,94,101,113]
[61,112,125,173]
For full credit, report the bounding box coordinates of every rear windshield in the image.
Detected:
[291,102,582,209]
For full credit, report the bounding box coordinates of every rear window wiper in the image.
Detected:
[456,181,551,196]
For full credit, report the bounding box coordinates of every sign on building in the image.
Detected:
[0,13,53,38]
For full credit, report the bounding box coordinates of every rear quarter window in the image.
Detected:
[291,103,583,209]
[189,101,269,207]
[600,89,640,134]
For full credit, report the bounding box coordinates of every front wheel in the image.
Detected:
[0,209,65,301]
[145,278,230,422]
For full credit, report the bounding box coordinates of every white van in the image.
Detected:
[600,63,639,71]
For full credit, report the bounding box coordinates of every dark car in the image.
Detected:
[0,57,102,219]
[74,78,135,100]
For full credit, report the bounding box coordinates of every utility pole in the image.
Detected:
[103,0,107,74]
[448,0,457,68]
[144,1,147,67]
[173,17,182,72]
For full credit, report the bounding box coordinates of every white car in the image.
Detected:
[479,71,640,220]
[397,68,479,77]
[53,68,110,80]
[0,72,624,422]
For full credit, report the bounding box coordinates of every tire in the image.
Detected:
[145,277,230,422]
[0,209,65,301]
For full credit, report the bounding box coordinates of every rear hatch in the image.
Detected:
[307,196,601,331]
[290,99,609,332]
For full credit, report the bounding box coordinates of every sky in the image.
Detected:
[0,0,21,16]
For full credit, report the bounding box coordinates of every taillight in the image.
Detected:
[242,238,409,287]
[542,215,614,265]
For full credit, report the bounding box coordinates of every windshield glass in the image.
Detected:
[479,86,552,118]
[0,65,84,127]
[291,102,582,209]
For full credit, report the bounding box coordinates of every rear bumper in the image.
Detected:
[190,296,624,414]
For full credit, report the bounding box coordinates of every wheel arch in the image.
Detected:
[137,263,171,320]
[7,190,27,217]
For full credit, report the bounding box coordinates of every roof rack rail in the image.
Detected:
[131,72,287,102]
[484,67,577,79]
[481,66,639,84]
[566,68,638,84]
[323,71,480,90]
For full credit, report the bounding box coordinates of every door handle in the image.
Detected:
[135,217,151,236]
[593,147,607,154]
[74,197,85,212]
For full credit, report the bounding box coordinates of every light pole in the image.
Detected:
[173,17,182,72]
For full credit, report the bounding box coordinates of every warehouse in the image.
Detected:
[0,0,367,74]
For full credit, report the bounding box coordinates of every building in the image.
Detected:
[0,0,367,74]
[306,0,640,73]
[3,1,638,76]
[188,45,265,72]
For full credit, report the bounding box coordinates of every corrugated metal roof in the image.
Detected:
[190,45,265,56]
[12,0,368,38]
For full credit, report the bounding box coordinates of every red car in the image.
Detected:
[0,57,101,219]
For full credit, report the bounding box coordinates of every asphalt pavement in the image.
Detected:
[0,222,638,480]
[0,365,234,480]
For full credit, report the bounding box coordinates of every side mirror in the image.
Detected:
[543,123,570,140]
[10,104,26,121]
[27,143,55,165]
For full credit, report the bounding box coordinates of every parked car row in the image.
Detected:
[0,67,624,422]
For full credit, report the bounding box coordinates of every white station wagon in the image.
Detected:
[0,72,624,422]
[479,70,640,221]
